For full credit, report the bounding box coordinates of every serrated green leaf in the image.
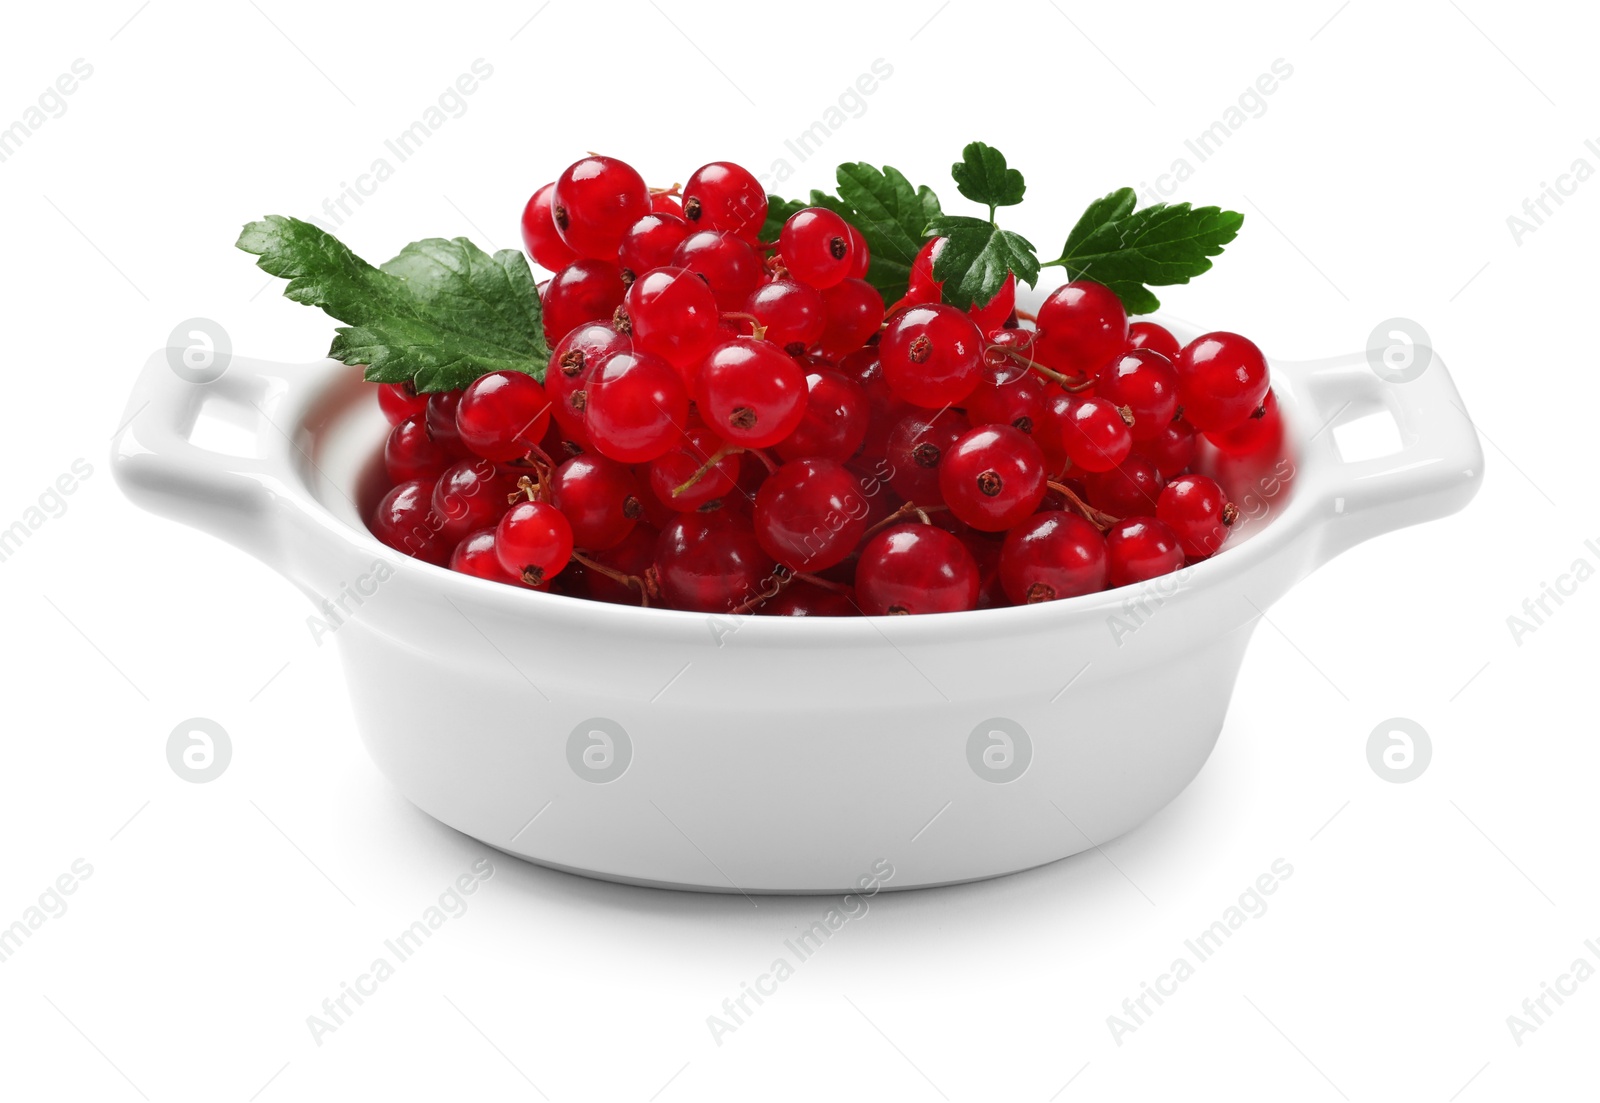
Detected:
[925,214,1039,311]
[951,141,1025,213]
[236,215,550,391]
[1053,192,1243,314]
[834,163,942,301]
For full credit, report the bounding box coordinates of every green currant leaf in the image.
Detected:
[1053,190,1243,315]
[831,162,942,301]
[925,214,1039,311]
[237,215,550,391]
[950,141,1026,214]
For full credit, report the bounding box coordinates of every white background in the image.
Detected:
[1,1,1595,1099]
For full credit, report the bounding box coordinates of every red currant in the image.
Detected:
[880,303,984,408]
[759,581,859,616]
[520,181,578,271]
[779,207,854,289]
[377,381,427,425]
[1084,455,1165,518]
[885,409,969,504]
[551,453,643,550]
[673,230,764,312]
[816,278,885,360]
[695,338,808,448]
[495,499,573,587]
[753,457,870,571]
[584,349,688,463]
[776,368,870,463]
[999,511,1107,603]
[432,458,518,543]
[682,162,767,241]
[1127,320,1181,360]
[369,480,450,565]
[655,512,776,613]
[618,265,720,378]
[619,212,691,280]
[1096,349,1179,442]
[746,278,827,354]
[856,524,979,615]
[1173,331,1270,432]
[1203,388,1281,455]
[1035,281,1128,381]
[938,425,1047,532]
[963,360,1048,437]
[455,371,551,463]
[546,322,629,438]
[384,412,452,484]
[1055,396,1133,473]
[552,155,650,259]
[1104,517,1185,588]
[542,259,626,344]
[1138,417,1196,478]
[450,527,521,585]
[1157,474,1237,559]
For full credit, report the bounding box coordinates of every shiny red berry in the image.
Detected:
[880,303,984,408]
[816,278,885,360]
[495,500,573,587]
[369,480,450,565]
[776,368,870,463]
[1096,349,1180,442]
[1157,474,1237,559]
[779,207,854,289]
[753,457,870,572]
[746,279,827,354]
[542,259,626,345]
[938,425,1047,532]
[682,162,767,241]
[673,230,764,312]
[619,212,691,280]
[856,524,979,615]
[999,511,1108,603]
[520,181,578,271]
[1173,332,1270,432]
[696,338,808,448]
[1105,516,1185,587]
[1126,321,1181,360]
[583,349,688,464]
[618,265,720,378]
[551,453,643,550]
[456,371,551,463]
[1035,281,1128,381]
[551,155,650,259]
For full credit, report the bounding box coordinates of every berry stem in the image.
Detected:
[985,342,1094,392]
[1047,480,1121,532]
[570,549,652,607]
[861,500,947,541]
[672,444,745,497]
[719,311,768,341]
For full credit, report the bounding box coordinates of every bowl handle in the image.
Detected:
[111,350,329,573]
[1295,349,1485,563]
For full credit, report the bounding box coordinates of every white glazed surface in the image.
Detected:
[111,306,1483,893]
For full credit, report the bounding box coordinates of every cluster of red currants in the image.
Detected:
[367,155,1282,616]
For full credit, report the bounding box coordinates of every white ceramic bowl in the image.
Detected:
[113,308,1482,893]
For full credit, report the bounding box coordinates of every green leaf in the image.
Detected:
[833,163,942,302]
[950,141,1025,213]
[925,214,1039,311]
[1053,190,1244,314]
[236,215,550,392]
